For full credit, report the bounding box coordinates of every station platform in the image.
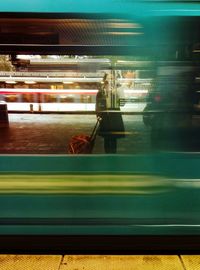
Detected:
[0,113,150,154]
[0,255,198,270]
[0,113,103,154]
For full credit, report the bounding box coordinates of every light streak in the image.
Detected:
[0,88,98,95]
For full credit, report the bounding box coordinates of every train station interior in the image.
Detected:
[1,0,200,269]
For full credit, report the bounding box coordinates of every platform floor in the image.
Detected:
[0,255,199,270]
[0,113,151,154]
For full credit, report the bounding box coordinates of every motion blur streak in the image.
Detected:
[0,174,171,194]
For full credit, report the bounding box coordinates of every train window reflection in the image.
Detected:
[0,56,200,155]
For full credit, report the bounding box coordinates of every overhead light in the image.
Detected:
[63,81,73,84]
[24,81,36,84]
[17,55,41,60]
[5,80,16,84]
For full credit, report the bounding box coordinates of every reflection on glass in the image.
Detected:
[0,57,199,155]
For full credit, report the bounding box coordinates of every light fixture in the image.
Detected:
[63,81,73,84]
[24,81,36,84]
[5,80,16,84]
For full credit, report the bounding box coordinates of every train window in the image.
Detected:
[59,95,74,103]
[4,94,18,102]
[57,84,64,89]
[42,94,58,103]
[81,95,92,103]
[21,94,35,102]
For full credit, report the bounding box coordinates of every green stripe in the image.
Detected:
[0,174,172,194]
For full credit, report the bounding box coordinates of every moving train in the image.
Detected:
[0,0,200,254]
[0,69,151,112]
[0,88,98,112]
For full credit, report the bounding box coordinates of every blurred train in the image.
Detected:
[0,61,106,112]
[0,68,152,112]
[1,0,200,254]
[0,88,98,112]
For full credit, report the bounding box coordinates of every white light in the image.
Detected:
[17,55,41,60]
[107,22,142,29]
[63,81,73,84]
[5,80,16,84]
[24,81,36,84]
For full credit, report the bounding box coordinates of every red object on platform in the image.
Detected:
[68,134,94,154]
[68,117,101,154]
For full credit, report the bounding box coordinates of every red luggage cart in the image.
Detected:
[68,117,101,154]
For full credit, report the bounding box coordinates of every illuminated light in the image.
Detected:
[63,81,73,84]
[17,55,41,60]
[5,80,16,84]
[50,55,60,59]
[116,60,151,66]
[117,60,132,64]
[107,22,142,28]
[24,81,36,84]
